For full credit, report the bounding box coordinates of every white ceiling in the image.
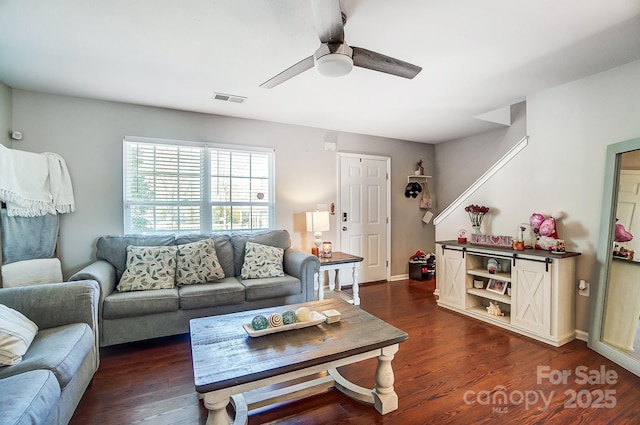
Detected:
[1,0,639,144]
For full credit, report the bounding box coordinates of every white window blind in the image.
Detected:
[124,137,274,234]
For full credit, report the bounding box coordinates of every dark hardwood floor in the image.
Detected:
[70,279,640,424]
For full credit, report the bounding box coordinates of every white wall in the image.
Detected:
[9,90,435,278]
[0,82,11,147]
[436,59,640,332]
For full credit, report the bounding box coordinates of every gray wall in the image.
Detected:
[434,101,527,211]
[9,90,435,278]
[0,82,11,147]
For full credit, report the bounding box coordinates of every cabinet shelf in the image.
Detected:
[467,269,511,282]
[467,288,511,305]
[467,306,511,324]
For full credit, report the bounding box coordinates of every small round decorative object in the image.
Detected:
[282,310,297,325]
[269,312,283,327]
[295,307,312,322]
[251,315,268,331]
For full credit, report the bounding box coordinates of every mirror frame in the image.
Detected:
[589,136,640,376]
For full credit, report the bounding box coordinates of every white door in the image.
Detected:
[338,154,389,283]
[616,170,640,254]
[511,260,551,337]
[437,248,466,309]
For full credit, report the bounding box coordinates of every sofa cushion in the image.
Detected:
[176,239,225,286]
[241,242,285,279]
[1,370,60,425]
[116,245,178,292]
[103,289,179,320]
[231,230,291,276]
[175,234,235,277]
[178,277,246,310]
[0,323,93,390]
[1,258,63,288]
[0,304,38,366]
[97,234,176,280]
[241,275,302,301]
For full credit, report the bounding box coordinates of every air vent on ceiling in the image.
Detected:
[212,92,247,103]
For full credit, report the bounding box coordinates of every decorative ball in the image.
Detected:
[269,312,283,327]
[295,307,312,322]
[251,315,268,331]
[282,310,297,325]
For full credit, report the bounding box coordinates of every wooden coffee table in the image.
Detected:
[190,299,408,425]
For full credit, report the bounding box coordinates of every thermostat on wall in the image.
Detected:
[10,131,22,140]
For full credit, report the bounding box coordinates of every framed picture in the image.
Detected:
[486,279,508,294]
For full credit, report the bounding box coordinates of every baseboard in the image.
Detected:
[575,330,588,342]
[389,274,409,281]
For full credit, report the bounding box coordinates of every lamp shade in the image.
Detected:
[306,211,330,232]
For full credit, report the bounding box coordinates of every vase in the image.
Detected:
[472,225,482,235]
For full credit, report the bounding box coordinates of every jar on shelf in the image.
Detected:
[322,241,332,258]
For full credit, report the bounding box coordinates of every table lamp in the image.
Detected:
[306,211,330,256]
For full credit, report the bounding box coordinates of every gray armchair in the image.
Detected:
[0,280,100,425]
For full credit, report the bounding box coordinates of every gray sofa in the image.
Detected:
[69,229,320,347]
[0,280,100,425]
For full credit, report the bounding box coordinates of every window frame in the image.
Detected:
[123,136,275,234]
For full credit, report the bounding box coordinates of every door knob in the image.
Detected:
[342,226,348,231]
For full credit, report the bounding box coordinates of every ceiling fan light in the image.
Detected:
[315,53,353,78]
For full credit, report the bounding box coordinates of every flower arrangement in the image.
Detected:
[464,204,490,227]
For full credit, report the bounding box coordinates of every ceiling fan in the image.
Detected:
[260,0,422,88]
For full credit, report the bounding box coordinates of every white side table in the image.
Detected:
[316,251,364,305]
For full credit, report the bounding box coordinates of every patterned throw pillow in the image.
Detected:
[116,245,177,292]
[175,239,225,286]
[241,241,285,279]
[0,304,38,366]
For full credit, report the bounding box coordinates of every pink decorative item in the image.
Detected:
[615,223,633,242]
[469,234,513,248]
[539,217,558,238]
[529,213,545,234]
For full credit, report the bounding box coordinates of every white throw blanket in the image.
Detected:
[44,152,75,214]
[0,145,75,216]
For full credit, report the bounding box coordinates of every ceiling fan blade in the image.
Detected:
[310,0,344,44]
[259,55,315,89]
[352,46,422,79]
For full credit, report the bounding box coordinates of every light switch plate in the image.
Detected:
[578,281,590,297]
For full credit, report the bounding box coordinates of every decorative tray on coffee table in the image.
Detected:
[242,311,326,337]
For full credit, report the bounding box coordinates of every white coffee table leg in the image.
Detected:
[204,391,232,425]
[372,344,399,414]
[352,263,361,305]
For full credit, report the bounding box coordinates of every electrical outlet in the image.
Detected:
[578,281,590,297]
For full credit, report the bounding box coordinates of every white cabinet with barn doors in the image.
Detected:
[435,241,580,347]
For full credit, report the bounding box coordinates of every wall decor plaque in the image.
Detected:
[469,234,513,248]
